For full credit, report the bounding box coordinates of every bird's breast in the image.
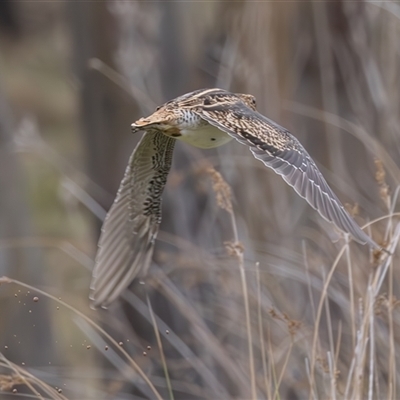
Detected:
[177,123,232,149]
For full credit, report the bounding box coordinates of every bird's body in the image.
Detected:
[131,88,256,149]
[90,88,383,308]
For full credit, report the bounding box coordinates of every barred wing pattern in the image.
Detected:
[90,130,175,308]
[197,102,380,250]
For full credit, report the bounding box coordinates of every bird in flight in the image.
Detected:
[90,88,383,308]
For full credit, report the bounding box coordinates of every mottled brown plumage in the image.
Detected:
[90,88,382,308]
[90,130,175,308]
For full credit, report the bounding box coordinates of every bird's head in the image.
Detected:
[131,107,175,133]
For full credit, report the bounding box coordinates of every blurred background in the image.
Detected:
[0,1,399,399]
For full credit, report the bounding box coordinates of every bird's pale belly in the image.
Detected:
[177,125,233,149]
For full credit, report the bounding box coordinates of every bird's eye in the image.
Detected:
[156,106,161,111]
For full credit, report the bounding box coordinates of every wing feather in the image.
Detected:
[197,102,380,249]
[90,130,175,308]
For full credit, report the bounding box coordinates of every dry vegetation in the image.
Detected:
[0,2,400,399]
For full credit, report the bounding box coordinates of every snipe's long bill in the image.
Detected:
[90,88,385,308]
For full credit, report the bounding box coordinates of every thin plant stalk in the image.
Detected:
[345,234,356,348]
[309,245,347,399]
[368,286,375,400]
[205,166,257,399]
[146,293,175,400]
[273,341,293,400]
[327,351,336,400]
[256,262,271,398]
[230,211,257,400]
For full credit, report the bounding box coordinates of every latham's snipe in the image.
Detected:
[90,88,383,308]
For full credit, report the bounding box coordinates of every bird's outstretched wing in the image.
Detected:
[90,130,175,308]
[196,101,380,249]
